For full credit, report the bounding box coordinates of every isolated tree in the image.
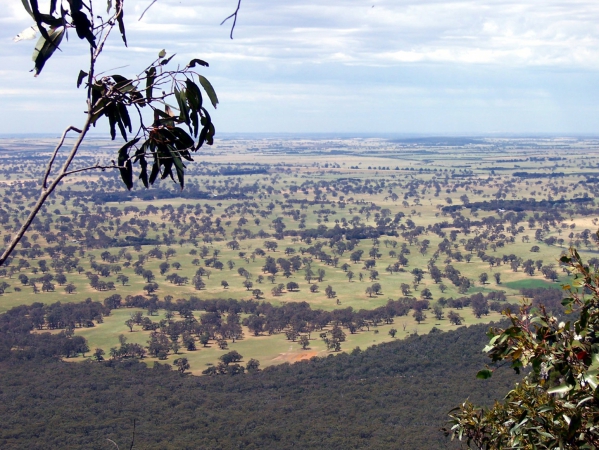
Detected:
[0,0,227,266]
[325,285,336,298]
[447,310,463,325]
[433,304,444,321]
[93,348,105,361]
[299,335,310,350]
[413,309,426,324]
[173,358,190,375]
[125,319,134,332]
[493,272,501,284]
[388,328,397,338]
[246,358,260,372]
[286,281,299,292]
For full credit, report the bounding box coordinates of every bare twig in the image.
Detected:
[221,0,242,39]
[63,164,122,176]
[138,0,157,21]
[129,419,136,450]
[106,439,120,449]
[42,126,82,189]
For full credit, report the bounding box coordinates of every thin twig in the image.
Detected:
[42,126,82,189]
[63,164,122,176]
[138,0,157,21]
[106,439,120,449]
[220,0,242,39]
[129,419,136,450]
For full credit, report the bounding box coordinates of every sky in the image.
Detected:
[1,0,599,136]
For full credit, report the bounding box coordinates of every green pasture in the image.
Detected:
[72,306,504,374]
[1,138,598,375]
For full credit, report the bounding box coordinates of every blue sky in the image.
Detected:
[1,0,599,135]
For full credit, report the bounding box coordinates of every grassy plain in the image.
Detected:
[72,305,503,374]
[1,135,599,371]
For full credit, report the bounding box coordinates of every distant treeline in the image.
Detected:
[512,171,565,178]
[442,197,593,213]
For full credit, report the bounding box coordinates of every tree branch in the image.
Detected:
[63,164,122,176]
[0,113,93,266]
[220,0,242,39]
[42,126,82,189]
[138,0,157,21]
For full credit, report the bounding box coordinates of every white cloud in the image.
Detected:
[1,0,599,133]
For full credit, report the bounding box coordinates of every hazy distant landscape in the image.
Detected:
[0,134,597,447]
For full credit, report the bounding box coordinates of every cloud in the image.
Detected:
[1,0,599,133]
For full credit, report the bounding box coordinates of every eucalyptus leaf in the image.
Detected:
[198,75,218,108]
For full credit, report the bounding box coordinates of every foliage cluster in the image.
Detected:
[449,249,599,448]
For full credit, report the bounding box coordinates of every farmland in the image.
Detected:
[1,135,598,372]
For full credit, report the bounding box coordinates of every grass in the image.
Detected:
[2,136,598,373]
[71,306,504,374]
[503,279,561,290]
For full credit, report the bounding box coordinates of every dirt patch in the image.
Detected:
[272,350,322,363]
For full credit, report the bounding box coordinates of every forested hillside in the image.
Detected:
[0,321,518,449]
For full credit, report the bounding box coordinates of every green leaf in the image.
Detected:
[119,159,133,190]
[188,58,209,68]
[76,70,88,88]
[21,0,34,19]
[206,122,215,145]
[198,75,218,108]
[548,383,573,395]
[185,79,203,111]
[476,369,492,380]
[115,0,127,46]
[149,161,160,185]
[158,49,166,58]
[145,67,156,100]
[161,54,176,66]
[116,103,131,140]
[584,371,599,390]
[171,127,195,150]
[174,87,189,126]
[117,137,140,190]
[139,157,148,188]
[71,10,96,47]
[32,26,65,76]
[29,0,52,43]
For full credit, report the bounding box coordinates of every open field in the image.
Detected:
[70,306,504,373]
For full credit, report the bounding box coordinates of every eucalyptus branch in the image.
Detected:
[42,126,83,189]
[7,0,220,265]
[0,113,93,266]
[64,164,122,176]
[138,0,157,22]
[221,0,242,39]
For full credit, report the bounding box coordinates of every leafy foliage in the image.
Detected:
[448,247,599,448]
[1,0,221,266]
[22,0,218,190]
